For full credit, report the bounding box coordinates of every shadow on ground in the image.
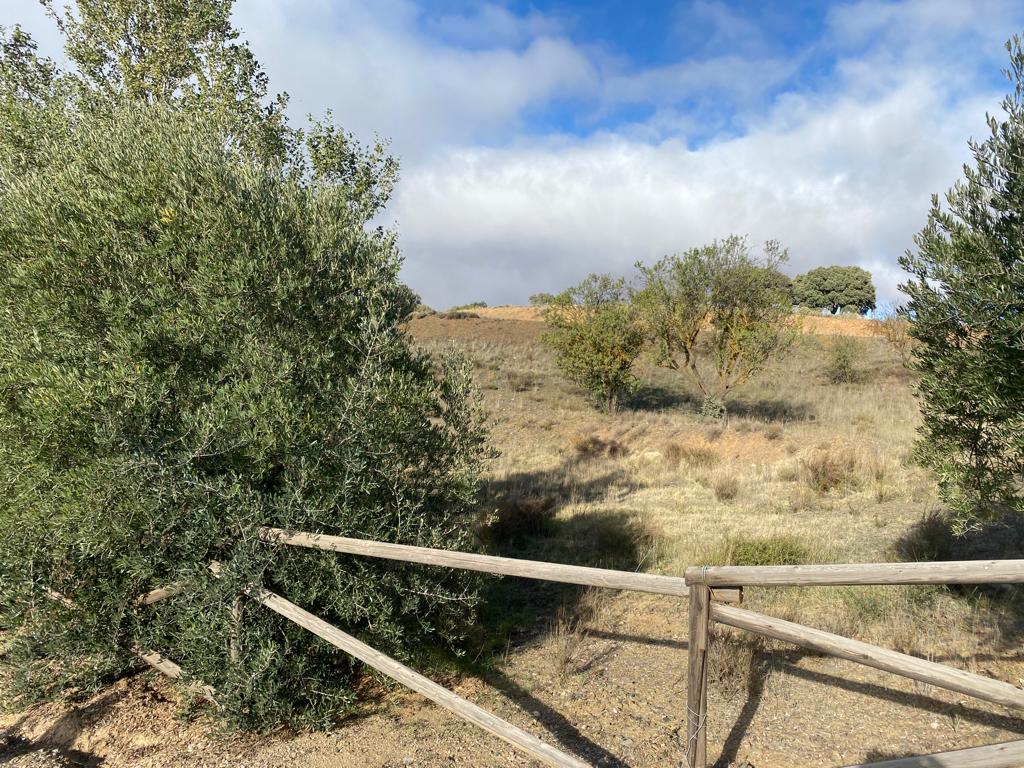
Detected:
[711,645,1024,768]
[0,690,124,766]
[895,509,1024,640]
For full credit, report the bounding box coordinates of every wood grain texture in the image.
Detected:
[686,584,711,768]
[840,739,1024,767]
[686,560,1024,587]
[134,583,183,606]
[133,647,218,705]
[248,582,592,768]
[710,603,1024,710]
[262,526,692,597]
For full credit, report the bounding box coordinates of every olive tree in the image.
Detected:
[541,274,645,413]
[633,236,795,417]
[899,37,1024,529]
[0,4,491,730]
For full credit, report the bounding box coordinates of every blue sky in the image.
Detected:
[4,0,1024,307]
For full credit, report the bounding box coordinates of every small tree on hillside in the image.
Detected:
[541,274,645,413]
[633,236,795,418]
[874,314,915,367]
[899,36,1024,529]
[792,265,876,314]
[529,292,556,306]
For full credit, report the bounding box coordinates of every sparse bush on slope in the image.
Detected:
[541,274,645,413]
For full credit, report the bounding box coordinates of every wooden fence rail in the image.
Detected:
[709,602,1024,710]
[260,527,743,602]
[686,560,1024,587]
[683,560,1024,768]
[32,534,1024,768]
[207,562,590,768]
[840,739,1024,768]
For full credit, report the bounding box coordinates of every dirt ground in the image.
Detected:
[2,590,1021,767]
[2,310,1021,767]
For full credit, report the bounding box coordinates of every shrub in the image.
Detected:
[874,314,915,367]
[571,433,629,459]
[449,301,488,311]
[410,303,437,319]
[0,105,491,728]
[713,475,740,502]
[824,337,864,384]
[505,370,539,392]
[710,535,812,566]
[662,441,718,469]
[542,274,645,413]
[801,446,860,493]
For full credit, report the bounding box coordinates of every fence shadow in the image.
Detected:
[0,690,124,767]
[480,667,630,768]
[712,645,1024,768]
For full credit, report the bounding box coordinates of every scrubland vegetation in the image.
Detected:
[404,310,1024,766]
[1,1,1023,766]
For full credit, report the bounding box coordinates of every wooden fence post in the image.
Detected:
[687,582,711,768]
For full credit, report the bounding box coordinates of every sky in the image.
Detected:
[4,1,1024,308]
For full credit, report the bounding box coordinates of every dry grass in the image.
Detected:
[1,312,1007,768]
[571,433,630,459]
[800,445,861,493]
[713,474,740,502]
[661,440,719,469]
[549,588,608,680]
[408,310,1014,712]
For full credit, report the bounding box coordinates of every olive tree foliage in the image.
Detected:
[41,0,290,160]
[541,275,645,413]
[899,37,1024,531]
[792,265,876,315]
[633,236,796,417]
[0,5,490,731]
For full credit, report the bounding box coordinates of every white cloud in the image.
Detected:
[422,3,564,49]
[232,0,596,157]
[396,75,998,307]
[3,0,1018,309]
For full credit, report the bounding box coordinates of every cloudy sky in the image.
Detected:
[6,1,1024,308]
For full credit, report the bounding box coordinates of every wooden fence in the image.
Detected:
[684,562,1024,768]
[58,530,1024,768]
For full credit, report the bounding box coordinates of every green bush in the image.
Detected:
[709,535,812,566]
[0,105,491,728]
[824,336,864,384]
[632,236,795,418]
[541,274,645,413]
